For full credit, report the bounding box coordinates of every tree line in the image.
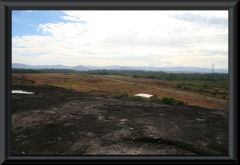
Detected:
[12,68,228,82]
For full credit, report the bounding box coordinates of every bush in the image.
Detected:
[161,97,178,105]
[111,92,129,99]
[149,96,162,104]
[223,95,226,99]
[177,84,181,88]
[176,100,185,105]
[130,96,145,102]
[99,93,107,97]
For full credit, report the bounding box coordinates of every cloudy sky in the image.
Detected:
[12,10,228,70]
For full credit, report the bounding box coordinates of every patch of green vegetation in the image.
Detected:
[130,96,145,102]
[99,93,108,98]
[149,96,162,104]
[161,97,178,105]
[176,100,186,105]
[111,92,129,99]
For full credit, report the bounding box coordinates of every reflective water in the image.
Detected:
[12,90,34,94]
[134,93,153,98]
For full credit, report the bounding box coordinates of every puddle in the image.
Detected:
[12,90,34,94]
[134,93,153,98]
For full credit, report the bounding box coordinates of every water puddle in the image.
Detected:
[134,93,153,98]
[12,90,34,94]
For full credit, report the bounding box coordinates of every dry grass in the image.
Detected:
[12,73,228,110]
[101,75,228,102]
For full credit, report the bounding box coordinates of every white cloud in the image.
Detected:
[12,10,228,69]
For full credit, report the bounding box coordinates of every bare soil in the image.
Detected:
[11,85,228,155]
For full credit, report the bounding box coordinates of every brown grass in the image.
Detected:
[12,73,228,110]
[101,75,229,101]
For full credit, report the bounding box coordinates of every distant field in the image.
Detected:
[101,75,228,101]
[12,73,228,110]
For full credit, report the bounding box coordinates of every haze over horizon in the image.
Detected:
[12,10,228,70]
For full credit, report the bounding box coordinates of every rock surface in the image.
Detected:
[11,85,228,155]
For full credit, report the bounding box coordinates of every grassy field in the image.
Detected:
[101,75,228,101]
[12,73,228,110]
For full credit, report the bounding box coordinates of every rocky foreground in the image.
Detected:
[11,85,228,155]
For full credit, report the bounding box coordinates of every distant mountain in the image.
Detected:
[12,63,72,69]
[86,65,120,70]
[12,63,34,69]
[160,67,228,73]
[72,65,89,70]
[106,66,227,73]
[12,63,228,73]
[34,64,73,69]
[118,66,144,70]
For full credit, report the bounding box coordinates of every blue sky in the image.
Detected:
[12,10,228,70]
[12,11,68,37]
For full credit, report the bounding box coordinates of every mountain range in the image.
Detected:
[12,63,228,73]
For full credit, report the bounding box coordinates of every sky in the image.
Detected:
[12,10,228,70]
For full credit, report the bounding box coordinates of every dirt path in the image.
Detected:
[98,76,228,106]
[11,85,228,155]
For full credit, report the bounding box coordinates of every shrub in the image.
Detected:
[177,84,181,88]
[223,95,226,99]
[130,96,145,102]
[194,104,202,108]
[99,93,107,97]
[111,92,129,99]
[149,96,162,104]
[176,100,185,105]
[161,97,178,105]
[212,92,216,95]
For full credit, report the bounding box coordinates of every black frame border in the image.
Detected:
[0,0,239,164]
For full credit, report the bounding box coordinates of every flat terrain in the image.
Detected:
[12,84,228,155]
[12,73,228,110]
